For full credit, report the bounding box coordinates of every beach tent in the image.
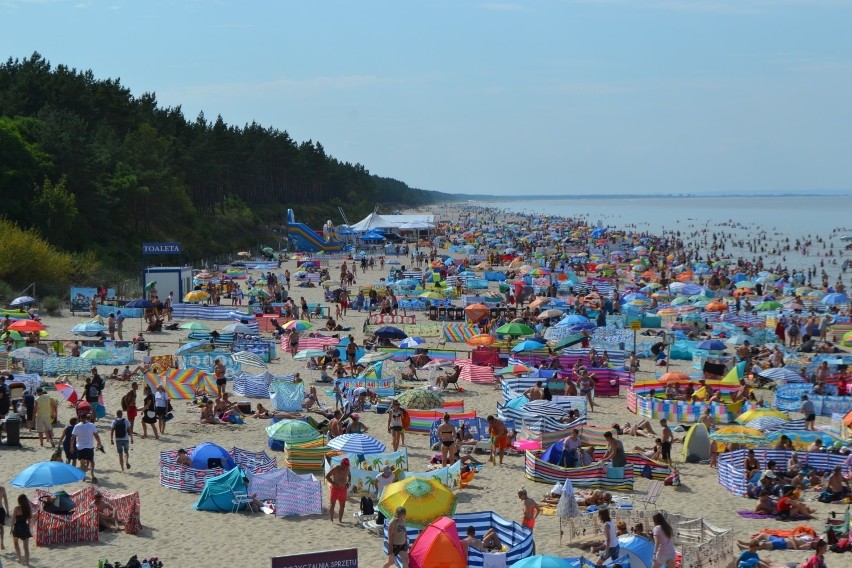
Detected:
[193,467,248,512]
[409,516,467,568]
[616,534,654,568]
[682,423,711,462]
[190,442,236,470]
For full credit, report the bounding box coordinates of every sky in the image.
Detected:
[1,0,851,197]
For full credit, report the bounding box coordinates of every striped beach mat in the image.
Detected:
[443,322,480,342]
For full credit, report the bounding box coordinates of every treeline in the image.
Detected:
[0,52,453,281]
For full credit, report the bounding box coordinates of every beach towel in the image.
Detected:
[754,526,818,539]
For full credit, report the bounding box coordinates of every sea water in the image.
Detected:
[479,195,852,281]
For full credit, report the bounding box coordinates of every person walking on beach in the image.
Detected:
[122,382,139,434]
[518,488,540,531]
[71,413,102,484]
[154,385,170,435]
[800,395,816,431]
[11,494,32,566]
[383,507,409,568]
[111,409,133,473]
[325,457,351,523]
[487,415,509,465]
[660,419,673,466]
[651,513,676,568]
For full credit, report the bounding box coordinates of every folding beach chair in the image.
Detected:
[633,480,664,509]
[231,489,258,514]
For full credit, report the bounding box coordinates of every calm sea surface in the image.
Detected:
[476,195,852,281]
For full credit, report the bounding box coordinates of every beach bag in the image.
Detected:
[360,496,374,516]
[664,470,681,486]
[641,464,653,479]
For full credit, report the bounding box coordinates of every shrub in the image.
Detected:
[41,296,61,315]
[0,280,14,304]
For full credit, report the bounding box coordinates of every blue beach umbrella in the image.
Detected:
[696,339,726,351]
[822,293,849,306]
[10,296,36,307]
[327,434,386,454]
[512,339,547,353]
[12,462,86,488]
[124,298,155,309]
[175,340,208,356]
[512,555,573,568]
[72,322,107,336]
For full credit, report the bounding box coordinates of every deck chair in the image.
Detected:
[231,489,258,514]
[442,367,461,391]
[633,479,663,509]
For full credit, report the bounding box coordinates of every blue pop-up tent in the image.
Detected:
[193,467,248,512]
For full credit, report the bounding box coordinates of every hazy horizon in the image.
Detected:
[2,1,850,197]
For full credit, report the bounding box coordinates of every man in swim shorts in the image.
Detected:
[518,488,539,531]
[487,415,509,465]
[325,457,351,523]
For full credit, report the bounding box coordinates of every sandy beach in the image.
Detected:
[0,205,846,568]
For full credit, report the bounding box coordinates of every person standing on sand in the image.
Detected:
[660,419,673,466]
[71,413,102,484]
[383,507,409,568]
[518,489,540,531]
[324,457,351,523]
[487,415,509,465]
[388,400,405,451]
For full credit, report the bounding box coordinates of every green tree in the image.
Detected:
[33,176,78,242]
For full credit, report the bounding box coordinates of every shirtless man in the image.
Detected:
[523,381,544,401]
[699,408,716,432]
[328,410,343,439]
[825,466,851,501]
[436,414,456,467]
[518,489,540,531]
[461,526,484,554]
[487,415,509,465]
[325,457,351,523]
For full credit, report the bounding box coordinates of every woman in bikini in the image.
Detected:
[437,414,456,467]
[213,359,227,398]
[383,507,409,568]
[744,449,761,479]
[388,400,405,452]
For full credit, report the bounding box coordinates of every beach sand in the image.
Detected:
[0,234,839,568]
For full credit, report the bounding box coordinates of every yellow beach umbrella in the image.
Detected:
[736,408,789,424]
[183,291,210,303]
[710,425,766,446]
[377,477,457,529]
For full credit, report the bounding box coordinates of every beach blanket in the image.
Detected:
[443,322,480,342]
[753,526,818,539]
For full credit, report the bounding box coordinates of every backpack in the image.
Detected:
[112,418,128,439]
[121,392,131,411]
[360,496,374,516]
[88,384,100,399]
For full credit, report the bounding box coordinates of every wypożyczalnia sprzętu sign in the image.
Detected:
[142,242,182,255]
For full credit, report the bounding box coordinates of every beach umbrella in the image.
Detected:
[374,326,408,340]
[72,322,107,336]
[696,339,727,352]
[659,372,691,384]
[709,426,766,446]
[283,320,312,332]
[377,477,457,529]
[496,322,534,337]
[466,334,496,347]
[497,364,533,376]
[327,433,386,454]
[179,322,209,331]
[8,319,45,332]
[463,303,489,323]
[54,383,79,404]
[512,556,573,568]
[529,297,552,310]
[567,322,596,333]
[231,350,267,369]
[822,293,849,306]
[512,339,547,353]
[756,301,782,311]
[237,251,251,257]
[262,247,274,254]
[9,347,48,358]
[358,351,392,364]
[125,298,155,309]
[294,349,328,360]
[842,331,852,347]
[705,301,728,312]
[548,334,585,351]
[9,296,36,307]
[559,314,589,325]
[222,323,254,334]
[419,291,444,300]
[736,408,789,424]
[11,462,86,488]
[656,308,678,317]
[80,348,111,360]
[247,288,270,298]
[175,340,208,356]
[399,337,426,348]
[266,419,320,443]
[537,309,564,320]
[144,281,158,291]
[184,290,210,303]
[396,389,442,410]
